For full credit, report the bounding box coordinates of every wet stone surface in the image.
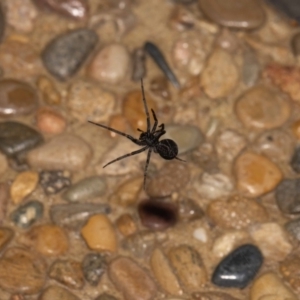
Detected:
[39,170,71,195]
[82,253,107,286]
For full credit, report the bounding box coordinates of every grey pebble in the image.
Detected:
[40,170,71,195]
[285,218,300,241]
[242,48,260,87]
[42,28,98,80]
[50,203,111,230]
[131,48,146,81]
[62,176,106,202]
[82,253,107,286]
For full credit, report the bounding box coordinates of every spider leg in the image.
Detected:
[141,78,151,132]
[175,156,186,162]
[103,146,148,168]
[137,128,144,133]
[151,109,158,133]
[143,148,153,189]
[88,121,143,145]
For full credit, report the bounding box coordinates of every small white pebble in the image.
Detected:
[193,227,207,243]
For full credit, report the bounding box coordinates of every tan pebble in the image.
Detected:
[250,272,297,300]
[108,114,129,138]
[280,252,300,293]
[10,171,39,204]
[200,48,239,99]
[37,76,61,105]
[150,248,182,296]
[81,214,117,252]
[39,285,80,300]
[292,119,300,140]
[234,151,282,197]
[123,90,157,132]
[207,196,268,229]
[108,256,157,300]
[0,152,8,175]
[19,224,69,256]
[116,214,137,236]
[249,223,292,261]
[0,227,14,251]
[0,247,46,294]
[168,245,207,291]
[36,107,66,134]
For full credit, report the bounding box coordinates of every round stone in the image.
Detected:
[36,107,66,134]
[235,85,291,130]
[0,79,38,117]
[82,253,107,286]
[198,0,265,29]
[39,286,80,300]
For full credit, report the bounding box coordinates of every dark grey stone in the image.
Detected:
[82,253,107,286]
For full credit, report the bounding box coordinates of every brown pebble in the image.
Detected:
[0,247,46,294]
[38,285,80,300]
[292,119,300,140]
[81,214,117,252]
[10,171,39,204]
[37,75,61,105]
[109,256,157,300]
[18,224,69,256]
[116,214,137,236]
[0,227,14,251]
[36,107,66,134]
[234,151,282,197]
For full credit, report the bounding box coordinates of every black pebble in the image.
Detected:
[291,146,300,173]
[82,253,107,286]
[212,244,263,289]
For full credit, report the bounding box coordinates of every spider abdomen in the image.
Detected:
[156,139,178,160]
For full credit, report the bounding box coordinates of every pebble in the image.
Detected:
[212,244,263,288]
[42,28,98,80]
[200,48,239,99]
[195,172,233,200]
[193,227,207,243]
[266,0,300,23]
[250,272,297,300]
[168,245,207,290]
[81,214,117,252]
[6,0,37,33]
[48,259,84,289]
[27,134,92,171]
[285,217,300,241]
[207,196,268,229]
[0,152,8,175]
[280,252,300,293]
[131,47,146,81]
[108,256,157,300]
[0,4,4,43]
[0,183,9,224]
[290,146,300,173]
[50,203,110,230]
[163,125,204,155]
[116,214,137,236]
[87,43,131,85]
[291,32,300,56]
[10,200,43,228]
[108,114,129,138]
[146,161,190,197]
[198,0,265,29]
[37,76,61,105]
[82,253,107,286]
[39,170,71,195]
[178,198,204,222]
[192,291,239,300]
[138,199,178,230]
[0,247,46,294]
[150,76,171,100]
[249,222,293,261]
[0,121,43,157]
[33,0,89,20]
[10,171,39,204]
[242,48,260,87]
[234,151,283,197]
[63,176,106,202]
[235,85,291,130]
[0,79,39,117]
[150,247,182,295]
[275,178,300,214]
[18,224,69,256]
[95,293,118,300]
[39,285,80,300]
[36,107,66,134]
[0,227,14,251]
[123,89,157,132]
[68,79,115,123]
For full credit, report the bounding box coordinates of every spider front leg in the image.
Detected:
[151,109,158,133]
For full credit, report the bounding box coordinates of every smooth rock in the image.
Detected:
[0,227,14,251]
[0,247,46,294]
[235,85,291,130]
[0,182,9,224]
[178,198,204,222]
[266,0,300,23]
[198,0,265,29]
[27,134,92,171]
[87,43,131,85]
[37,76,61,105]
[82,253,107,286]
[48,259,84,289]
[108,256,157,300]
[10,171,39,204]
[62,176,106,202]
[285,217,300,241]
[280,252,300,293]
[290,146,300,173]
[207,196,268,229]
[138,199,178,230]
[275,179,300,214]
[36,107,66,134]
[212,244,263,288]
[0,79,39,117]
[116,214,137,236]
[0,121,43,157]
[234,151,282,197]
[0,152,7,175]
[50,203,110,230]
[95,293,118,300]
[18,224,69,256]
[39,170,71,195]
[38,285,80,300]
[81,214,117,252]
[249,222,293,261]
[200,48,239,99]
[10,200,43,228]
[242,48,260,87]
[42,28,98,80]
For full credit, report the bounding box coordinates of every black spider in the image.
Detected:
[88,79,184,188]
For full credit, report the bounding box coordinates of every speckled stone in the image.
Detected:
[234,151,282,197]
[116,214,137,236]
[36,107,66,134]
[39,170,71,195]
[82,253,107,286]
[42,28,98,80]
[0,182,9,224]
[290,146,300,173]
[235,85,291,130]
[285,217,300,241]
[280,252,300,293]
[39,285,80,300]
[0,121,43,157]
[109,256,157,300]
[0,247,46,294]
[198,0,265,29]
[0,227,14,251]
